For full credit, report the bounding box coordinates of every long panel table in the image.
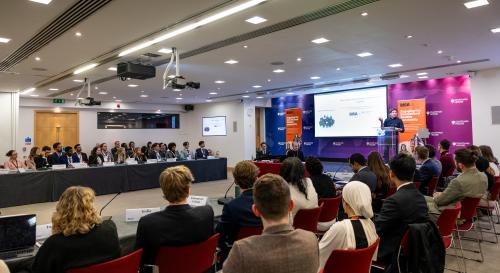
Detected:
[0,158,227,208]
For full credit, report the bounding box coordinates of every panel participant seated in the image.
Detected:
[35,146,52,169]
[285,141,305,162]
[60,146,75,167]
[195,140,209,159]
[72,144,88,163]
[148,143,162,160]
[178,141,192,160]
[256,142,272,160]
[49,142,64,166]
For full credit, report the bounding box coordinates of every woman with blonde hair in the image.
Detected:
[25,146,39,170]
[32,186,120,273]
[114,147,127,164]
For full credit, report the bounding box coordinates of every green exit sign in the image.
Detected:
[53,99,65,104]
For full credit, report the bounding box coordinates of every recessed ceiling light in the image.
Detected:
[35,56,41,61]
[74,63,98,74]
[286,92,295,95]
[29,94,39,97]
[267,79,271,82]
[48,88,59,91]
[388,63,403,68]
[94,86,98,90]
[98,91,108,95]
[456,60,462,63]
[437,50,443,54]
[209,92,218,95]
[405,35,413,39]
[70,93,74,96]
[176,97,183,100]
[158,48,172,54]
[128,84,139,87]
[108,67,117,71]
[245,16,267,24]
[253,85,262,88]
[0,37,11,43]
[217,87,221,90]
[256,96,264,99]
[273,69,285,73]
[140,90,145,93]
[140,94,149,98]
[311,37,330,44]
[310,76,321,80]
[20,87,36,95]
[243,45,248,48]
[336,67,341,71]
[224,59,239,64]
[215,80,225,84]
[113,96,116,99]
[400,75,409,78]
[464,0,489,9]
[296,58,302,62]
[490,27,500,33]
[357,52,373,57]
[73,79,84,82]
[361,12,368,16]
[75,32,82,37]
[173,89,182,92]
[416,72,428,76]
[418,76,429,79]
[242,95,250,98]
[29,0,52,4]
[206,99,213,102]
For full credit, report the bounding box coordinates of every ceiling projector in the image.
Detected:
[77,97,101,106]
[162,47,200,90]
[168,76,200,90]
[74,78,101,107]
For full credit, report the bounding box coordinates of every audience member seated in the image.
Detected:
[426,144,442,175]
[179,141,192,160]
[256,142,272,160]
[318,181,378,270]
[426,148,487,216]
[479,145,500,176]
[88,147,104,166]
[305,156,336,199]
[159,143,167,158]
[114,147,127,164]
[349,153,377,192]
[3,150,26,170]
[286,141,305,162]
[367,151,391,213]
[120,143,129,155]
[166,142,179,159]
[61,146,75,167]
[128,141,135,157]
[413,146,441,195]
[280,157,318,221]
[477,156,496,207]
[35,146,51,169]
[72,144,88,163]
[135,165,214,266]
[146,141,153,156]
[49,142,63,165]
[111,141,120,156]
[217,161,262,263]
[375,154,428,263]
[25,146,38,170]
[31,186,120,273]
[195,140,209,159]
[100,143,113,162]
[223,173,319,273]
[148,143,162,160]
[133,147,146,163]
[438,139,456,185]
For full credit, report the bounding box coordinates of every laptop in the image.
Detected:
[0,214,37,260]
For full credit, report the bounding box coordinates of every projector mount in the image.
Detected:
[74,78,101,106]
[162,47,200,90]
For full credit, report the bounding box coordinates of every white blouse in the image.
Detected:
[290,177,318,221]
[490,162,500,177]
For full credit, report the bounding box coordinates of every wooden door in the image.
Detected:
[35,111,79,148]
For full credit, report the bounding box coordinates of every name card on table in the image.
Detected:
[103,162,115,167]
[207,156,215,159]
[0,169,9,175]
[52,164,66,170]
[125,159,138,165]
[125,207,161,222]
[36,224,53,240]
[188,195,208,207]
[17,168,26,173]
[146,159,158,164]
[166,158,177,162]
[72,163,88,169]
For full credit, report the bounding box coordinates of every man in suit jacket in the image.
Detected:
[72,144,88,163]
[148,143,162,160]
[110,141,120,157]
[195,140,209,159]
[286,141,305,162]
[60,146,74,167]
[414,146,441,194]
[375,154,429,263]
[223,174,319,273]
[35,146,51,168]
[349,153,377,192]
[135,166,214,266]
[100,143,113,162]
[256,142,272,160]
[48,142,63,166]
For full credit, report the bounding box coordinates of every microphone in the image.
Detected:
[331,164,344,182]
[217,181,235,205]
[99,192,121,219]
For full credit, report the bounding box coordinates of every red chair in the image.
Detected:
[67,249,143,273]
[323,239,380,273]
[236,226,263,240]
[413,181,421,191]
[154,234,219,273]
[478,180,500,243]
[427,176,439,196]
[372,230,410,272]
[293,204,323,233]
[318,196,342,223]
[454,197,483,263]
[436,203,465,272]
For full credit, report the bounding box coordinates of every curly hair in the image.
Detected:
[280,157,308,200]
[52,186,102,236]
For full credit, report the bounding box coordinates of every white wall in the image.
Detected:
[471,67,500,158]
[0,92,19,162]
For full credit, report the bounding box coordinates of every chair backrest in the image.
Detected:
[413,181,421,190]
[154,234,219,273]
[236,226,263,240]
[437,202,462,237]
[459,197,481,221]
[323,239,380,273]
[399,229,411,257]
[318,196,342,222]
[387,187,397,197]
[488,181,500,201]
[67,249,143,273]
[293,204,323,233]
[427,176,439,195]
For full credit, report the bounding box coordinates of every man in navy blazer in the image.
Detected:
[349,153,377,192]
[195,140,209,159]
[48,142,64,166]
[72,144,88,163]
[60,146,74,167]
[414,146,441,195]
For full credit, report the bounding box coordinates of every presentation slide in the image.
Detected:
[202,116,227,136]
[314,86,387,137]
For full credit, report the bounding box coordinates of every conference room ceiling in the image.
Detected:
[1,0,500,105]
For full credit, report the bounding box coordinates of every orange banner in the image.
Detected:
[285,108,302,148]
[397,99,426,153]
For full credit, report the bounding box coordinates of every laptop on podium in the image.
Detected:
[0,214,37,260]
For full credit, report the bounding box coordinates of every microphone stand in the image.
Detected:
[217,181,235,205]
[99,192,121,220]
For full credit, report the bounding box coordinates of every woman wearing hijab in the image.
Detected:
[318,181,379,270]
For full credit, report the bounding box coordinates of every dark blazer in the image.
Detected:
[60,156,74,167]
[310,174,336,199]
[34,156,50,169]
[135,204,214,266]
[110,147,118,156]
[286,149,305,162]
[32,220,120,273]
[148,151,162,160]
[256,149,272,160]
[375,183,429,261]
[48,152,63,165]
[88,154,104,166]
[72,152,88,163]
[414,159,441,194]
[195,148,209,159]
[350,167,377,192]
